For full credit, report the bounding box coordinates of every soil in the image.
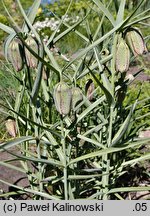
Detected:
[0,146,31,199]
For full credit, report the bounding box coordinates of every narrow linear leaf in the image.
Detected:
[115,0,126,25]
[122,153,150,167]
[0,23,14,34]
[94,47,112,95]
[121,0,144,29]
[77,134,106,149]
[64,21,123,70]
[16,0,41,43]
[0,161,37,179]
[14,81,25,113]
[111,102,137,146]
[0,191,25,198]
[68,174,104,180]
[0,161,26,173]
[93,2,110,41]
[92,0,115,26]
[46,0,74,45]
[0,179,61,200]
[88,186,150,199]
[22,0,41,32]
[0,136,34,152]
[44,44,61,72]
[4,149,64,168]
[45,131,65,165]
[52,14,89,43]
[53,15,89,44]
[2,0,21,32]
[4,33,16,62]
[89,67,113,105]
[68,138,150,165]
[83,124,103,136]
[125,14,150,28]
[31,47,44,104]
[108,186,150,194]
[77,54,112,79]
[133,7,150,20]
[77,95,105,123]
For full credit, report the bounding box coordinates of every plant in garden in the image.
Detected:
[0,0,150,200]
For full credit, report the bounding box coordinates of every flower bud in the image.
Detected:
[71,87,83,111]
[25,36,39,68]
[115,38,130,73]
[85,79,95,101]
[53,81,72,115]
[125,29,147,56]
[5,118,17,137]
[7,38,24,72]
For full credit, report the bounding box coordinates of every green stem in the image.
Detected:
[102,155,110,200]
[37,139,44,196]
[31,103,44,198]
[102,33,118,199]
[108,106,114,147]
[111,33,118,95]
[108,33,118,147]
[61,116,68,200]
[25,102,29,152]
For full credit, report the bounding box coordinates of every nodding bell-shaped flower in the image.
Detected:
[115,38,130,73]
[7,37,24,72]
[53,81,72,115]
[25,36,39,68]
[125,29,148,57]
[71,87,83,111]
[5,117,17,137]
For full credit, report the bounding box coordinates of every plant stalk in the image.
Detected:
[61,115,68,200]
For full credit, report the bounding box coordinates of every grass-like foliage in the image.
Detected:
[0,0,150,200]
